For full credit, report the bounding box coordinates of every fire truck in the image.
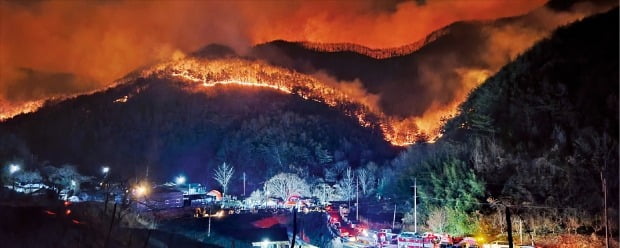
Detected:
[357,229,398,246]
[397,232,435,248]
[326,204,364,239]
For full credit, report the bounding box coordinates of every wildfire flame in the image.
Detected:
[0,59,480,147]
[140,58,432,146]
[0,78,134,121]
[0,57,486,146]
[0,100,44,121]
[296,28,448,59]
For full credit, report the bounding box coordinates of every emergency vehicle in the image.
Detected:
[397,232,434,248]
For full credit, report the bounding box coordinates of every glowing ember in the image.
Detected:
[113,95,129,103]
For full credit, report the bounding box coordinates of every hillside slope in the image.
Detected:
[248,2,614,119]
[0,77,398,192]
[393,8,618,235]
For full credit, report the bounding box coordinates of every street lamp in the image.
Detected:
[9,164,20,174]
[8,164,20,190]
[176,175,190,194]
[101,167,110,187]
[135,185,148,197]
[175,175,186,185]
[101,166,111,213]
[261,239,270,248]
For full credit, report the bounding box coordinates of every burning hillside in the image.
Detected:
[0,56,459,146]
[139,58,427,146]
[0,100,44,120]
[296,28,449,59]
[1,0,611,143]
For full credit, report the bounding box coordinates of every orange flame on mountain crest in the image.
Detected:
[140,58,428,146]
[296,28,449,59]
[0,100,44,121]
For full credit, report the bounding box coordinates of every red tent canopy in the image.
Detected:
[207,190,222,201]
[286,194,301,202]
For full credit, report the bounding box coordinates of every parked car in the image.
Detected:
[483,241,509,248]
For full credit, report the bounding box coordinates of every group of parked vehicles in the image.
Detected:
[325,203,537,248]
[351,230,537,248]
[356,230,464,248]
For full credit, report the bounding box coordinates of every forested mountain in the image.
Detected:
[0,77,398,193]
[249,21,497,117]
[247,1,615,117]
[0,2,616,237]
[392,8,618,236]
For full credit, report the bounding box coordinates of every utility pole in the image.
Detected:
[519,218,523,245]
[143,229,152,248]
[291,207,297,248]
[601,169,609,248]
[602,131,610,248]
[104,203,117,248]
[414,178,417,233]
[506,206,513,248]
[392,204,397,230]
[208,207,212,237]
[356,176,359,220]
[323,184,327,205]
[243,172,246,196]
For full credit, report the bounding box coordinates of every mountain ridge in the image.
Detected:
[0,70,399,190]
[390,7,619,235]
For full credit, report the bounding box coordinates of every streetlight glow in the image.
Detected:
[175,175,186,185]
[9,164,20,174]
[135,185,148,196]
[102,166,110,174]
[261,239,270,248]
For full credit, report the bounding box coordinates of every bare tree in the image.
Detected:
[245,189,265,207]
[339,167,355,201]
[426,207,448,233]
[263,173,309,200]
[311,182,337,203]
[356,168,376,196]
[213,162,234,196]
[357,169,368,195]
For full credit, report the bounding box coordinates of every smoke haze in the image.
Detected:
[0,0,545,106]
[1,0,613,136]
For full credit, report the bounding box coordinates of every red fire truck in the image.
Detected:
[326,204,360,238]
[397,232,435,248]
